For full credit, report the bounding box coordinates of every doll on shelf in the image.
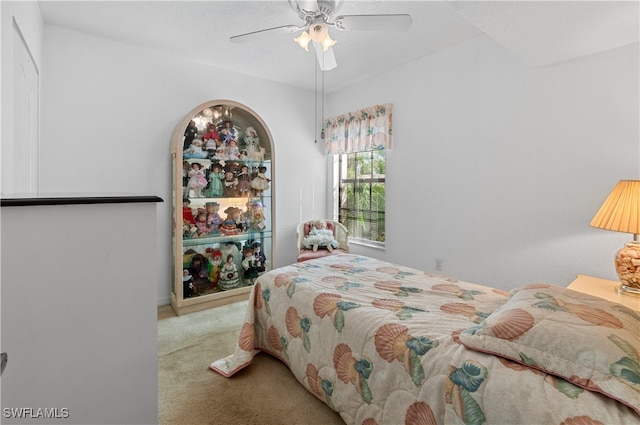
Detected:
[187,253,209,295]
[218,253,240,291]
[235,208,248,233]
[182,198,196,225]
[205,138,218,158]
[183,220,198,239]
[203,124,219,145]
[219,120,239,146]
[220,241,241,268]
[187,162,207,198]
[205,201,222,233]
[194,208,211,236]
[183,140,208,159]
[226,139,241,160]
[212,146,228,163]
[183,120,199,151]
[250,165,270,195]
[243,127,260,149]
[204,248,222,290]
[245,127,264,162]
[252,240,267,273]
[241,245,259,286]
[236,165,251,197]
[226,161,240,173]
[223,170,238,197]
[246,198,265,231]
[182,160,190,193]
[302,220,339,252]
[220,206,242,235]
[182,269,195,298]
[204,163,224,198]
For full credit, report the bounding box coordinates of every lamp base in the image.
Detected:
[618,285,640,296]
[615,241,640,294]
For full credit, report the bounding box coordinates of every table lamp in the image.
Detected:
[590,180,640,294]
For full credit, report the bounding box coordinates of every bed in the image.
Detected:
[210,254,640,424]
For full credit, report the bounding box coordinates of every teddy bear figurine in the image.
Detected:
[302,220,340,252]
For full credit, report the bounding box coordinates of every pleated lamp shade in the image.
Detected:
[590,180,640,235]
[590,180,640,293]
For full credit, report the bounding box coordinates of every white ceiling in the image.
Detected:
[38,0,639,93]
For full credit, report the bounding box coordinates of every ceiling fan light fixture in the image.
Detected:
[320,34,336,52]
[309,22,329,42]
[295,23,335,52]
[294,31,312,51]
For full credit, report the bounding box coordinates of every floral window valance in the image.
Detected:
[324,103,393,155]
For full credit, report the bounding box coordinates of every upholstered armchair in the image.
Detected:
[296,219,349,262]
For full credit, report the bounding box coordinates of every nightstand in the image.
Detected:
[568,274,640,312]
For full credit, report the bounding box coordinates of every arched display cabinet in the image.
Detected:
[170,100,275,315]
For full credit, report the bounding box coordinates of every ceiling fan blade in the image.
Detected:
[333,14,412,31]
[312,42,337,71]
[230,24,302,43]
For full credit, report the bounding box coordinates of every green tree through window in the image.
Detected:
[338,150,385,244]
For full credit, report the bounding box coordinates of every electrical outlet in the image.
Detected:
[435,258,443,271]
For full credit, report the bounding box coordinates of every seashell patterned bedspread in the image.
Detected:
[210,254,639,424]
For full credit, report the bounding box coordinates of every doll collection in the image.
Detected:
[184,161,270,200]
[182,198,266,239]
[182,239,266,296]
[183,121,266,164]
[181,119,269,297]
[182,121,270,200]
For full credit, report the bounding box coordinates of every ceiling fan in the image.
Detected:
[230,0,412,71]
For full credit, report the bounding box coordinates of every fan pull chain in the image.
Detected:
[321,53,325,140]
[314,54,318,144]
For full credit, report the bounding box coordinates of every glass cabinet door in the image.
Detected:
[170,100,274,315]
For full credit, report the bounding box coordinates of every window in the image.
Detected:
[338,150,385,245]
[325,103,392,247]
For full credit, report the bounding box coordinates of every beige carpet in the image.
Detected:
[158,302,345,425]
